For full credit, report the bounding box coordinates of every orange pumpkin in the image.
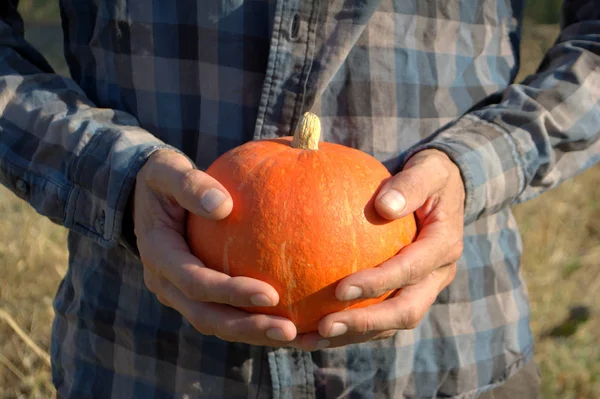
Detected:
[187,113,417,333]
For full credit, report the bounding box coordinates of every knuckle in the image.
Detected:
[364,274,389,297]
[406,260,425,285]
[143,269,158,293]
[224,285,239,306]
[401,173,427,202]
[450,239,464,262]
[155,295,171,307]
[432,207,453,223]
[189,316,215,337]
[179,169,203,198]
[222,320,244,339]
[213,331,231,343]
[139,253,153,272]
[402,305,423,330]
[178,278,194,298]
[432,155,451,181]
[180,278,204,301]
[206,277,237,305]
[355,309,376,334]
[446,264,458,285]
[365,316,377,335]
[158,276,171,293]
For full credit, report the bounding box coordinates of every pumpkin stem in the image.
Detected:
[292,112,321,150]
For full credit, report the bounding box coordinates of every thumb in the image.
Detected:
[142,150,233,220]
[375,150,450,220]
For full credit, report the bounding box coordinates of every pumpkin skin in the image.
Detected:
[187,117,417,333]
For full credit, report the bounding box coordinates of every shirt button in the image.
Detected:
[95,212,105,235]
[15,179,29,195]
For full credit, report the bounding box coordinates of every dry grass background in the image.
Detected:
[514,23,600,398]
[1,4,599,399]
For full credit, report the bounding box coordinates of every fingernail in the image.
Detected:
[251,293,274,307]
[200,188,227,214]
[266,328,288,341]
[315,339,330,350]
[327,322,348,338]
[339,286,363,301]
[379,189,406,213]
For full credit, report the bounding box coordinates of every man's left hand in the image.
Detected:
[292,149,465,350]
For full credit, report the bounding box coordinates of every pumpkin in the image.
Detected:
[187,112,417,333]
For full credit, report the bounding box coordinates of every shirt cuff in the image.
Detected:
[405,115,526,225]
[63,126,180,249]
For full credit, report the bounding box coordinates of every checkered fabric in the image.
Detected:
[1,0,599,397]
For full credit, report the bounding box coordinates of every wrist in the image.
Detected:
[403,115,524,224]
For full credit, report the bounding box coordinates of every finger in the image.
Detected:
[322,266,453,339]
[159,277,297,346]
[375,150,453,220]
[336,221,463,300]
[139,227,279,307]
[143,269,174,308]
[144,150,233,220]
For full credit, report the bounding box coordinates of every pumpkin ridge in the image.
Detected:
[344,162,359,276]
[279,150,304,321]
[323,149,361,299]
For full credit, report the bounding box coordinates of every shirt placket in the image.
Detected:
[253,0,321,140]
[268,347,316,399]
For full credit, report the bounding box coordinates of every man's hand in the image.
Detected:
[294,149,465,350]
[133,150,297,346]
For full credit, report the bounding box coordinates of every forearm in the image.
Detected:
[0,3,172,247]
[410,0,600,224]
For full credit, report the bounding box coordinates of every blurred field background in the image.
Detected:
[0,0,598,397]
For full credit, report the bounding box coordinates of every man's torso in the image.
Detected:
[53,1,533,397]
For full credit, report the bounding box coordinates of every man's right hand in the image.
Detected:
[133,149,297,346]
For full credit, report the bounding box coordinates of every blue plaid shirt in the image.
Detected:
[1,0,599,397]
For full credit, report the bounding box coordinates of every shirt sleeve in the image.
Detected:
[0,1,174,248]
[409,0,600,225]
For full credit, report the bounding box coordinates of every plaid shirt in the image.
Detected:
[1,0,599,397]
